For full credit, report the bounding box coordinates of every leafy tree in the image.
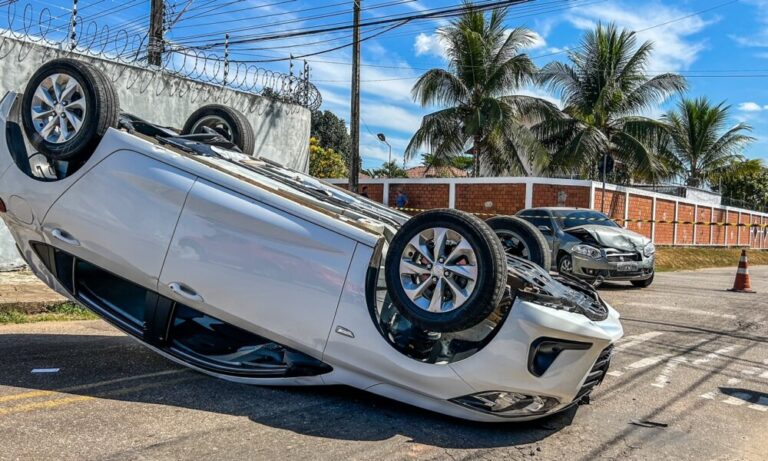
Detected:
[311,110,351,162]
[363,161,408,178]
[661,98,755,188]
[536,23,687,182]
[309,137,348,178]
[405,2,559,177]
[709,159,768,210]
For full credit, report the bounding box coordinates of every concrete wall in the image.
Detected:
[0,36,311,171]
[0,37,313,270]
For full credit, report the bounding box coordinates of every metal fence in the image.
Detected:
[1,1,322,110]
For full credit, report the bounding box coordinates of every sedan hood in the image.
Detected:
[564,225,650,252]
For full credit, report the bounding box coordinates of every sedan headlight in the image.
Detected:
[452,391,560,416]
[572,244,603,259]
[643,242,656,257]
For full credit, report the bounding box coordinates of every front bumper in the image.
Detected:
[571,253,655,281]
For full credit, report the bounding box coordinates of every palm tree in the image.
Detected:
[536,23,687,182]
[405,2,559,177]
[662,98,755,188]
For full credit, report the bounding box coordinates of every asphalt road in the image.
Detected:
[1,267,767,461]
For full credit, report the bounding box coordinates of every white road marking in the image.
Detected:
[628,354,672,370]
[623,302,737,320]
[700,392,716,400]
[727,378,742,385]
[615,331,664,352]
[652,357,687,388]
[692,345,740,365]
[606,371,624,377]
[760,371,768,379]
[740,367,762,376]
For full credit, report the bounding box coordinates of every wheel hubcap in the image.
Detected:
[399,227,478,313]
[560,257,572,273]
[496,230,531,259]
[31,73,87,144]
[191,115,234,141]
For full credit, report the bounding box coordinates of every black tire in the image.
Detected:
[21,58,119,162]
[486,216,552,270]
[182,104,255,155]
[631,273,654,288]
[558,253,573,275]
[384,209,507,333]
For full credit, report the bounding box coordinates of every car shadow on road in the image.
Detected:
[0,333,579,449]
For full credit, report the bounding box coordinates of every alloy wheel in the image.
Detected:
[398,227,478,313]
[30,73,87,144]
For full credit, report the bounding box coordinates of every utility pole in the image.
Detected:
[348,0,362,193]
[148,0,165,66]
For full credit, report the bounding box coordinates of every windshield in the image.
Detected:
[551,210,618,229]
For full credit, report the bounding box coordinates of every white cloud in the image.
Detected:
[739,102,768,112]
[732,1,768,48]
[361,104,423,134]
[414,32,447,58]
[567,1,715,71]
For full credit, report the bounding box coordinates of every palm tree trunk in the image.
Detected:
[473,135,481,177]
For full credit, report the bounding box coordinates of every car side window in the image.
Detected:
[518,210,554,235]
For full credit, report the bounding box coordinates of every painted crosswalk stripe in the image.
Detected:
[624,302,737,320]
[615,331,664,352]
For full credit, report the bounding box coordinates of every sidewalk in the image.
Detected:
[0,270,67,313]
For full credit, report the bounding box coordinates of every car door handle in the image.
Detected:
[168,282,204,303]
[51,228,80,246]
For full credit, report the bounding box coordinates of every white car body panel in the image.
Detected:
[158,178,359,353]
[0,91,624,422]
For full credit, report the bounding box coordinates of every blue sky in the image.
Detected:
[28,1,768,168]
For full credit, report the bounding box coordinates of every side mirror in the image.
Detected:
[537,225,552,234]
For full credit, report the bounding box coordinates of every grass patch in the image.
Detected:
[0,302,98,325]
[655,247,768,272]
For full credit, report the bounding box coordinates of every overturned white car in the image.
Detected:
[0,59,623,422]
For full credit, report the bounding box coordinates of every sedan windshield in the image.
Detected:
[551,210,619,229]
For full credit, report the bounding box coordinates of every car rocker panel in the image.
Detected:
[0,60,625,423]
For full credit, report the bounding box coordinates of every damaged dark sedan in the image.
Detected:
[515,208,656,287]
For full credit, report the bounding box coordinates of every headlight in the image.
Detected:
[452,391,560,416]
[572,244,603,259]
[643,242,656,257]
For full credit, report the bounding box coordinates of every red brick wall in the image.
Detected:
[654,200,675,245]
[677,204,695,245]
[594,189,626,223]
[455,183,526,215]
[627,194,653,238]
[388,184,449,211]
[696,206,712,245]
[727,211,739,245]
[359,184,384,203]
[739,213,751,246]
[712,209,726,245]
[533,185,590,208]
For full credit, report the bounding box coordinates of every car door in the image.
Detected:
[157,179,358,357]
[41,150,196,328]
[518,209,557,269]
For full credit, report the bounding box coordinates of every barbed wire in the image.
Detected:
[0,1,322,110]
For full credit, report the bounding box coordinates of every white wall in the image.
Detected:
[0,36,313,270]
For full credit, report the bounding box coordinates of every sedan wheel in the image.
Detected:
[558,254,573,274]
[385,209,507,333]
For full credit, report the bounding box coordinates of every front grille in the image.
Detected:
[574,345,613,401]
[606,251,641,262]
[608,268,652,278]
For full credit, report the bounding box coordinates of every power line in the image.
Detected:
[181,0,532,49]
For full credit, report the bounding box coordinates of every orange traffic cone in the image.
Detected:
[729,250,756,293]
